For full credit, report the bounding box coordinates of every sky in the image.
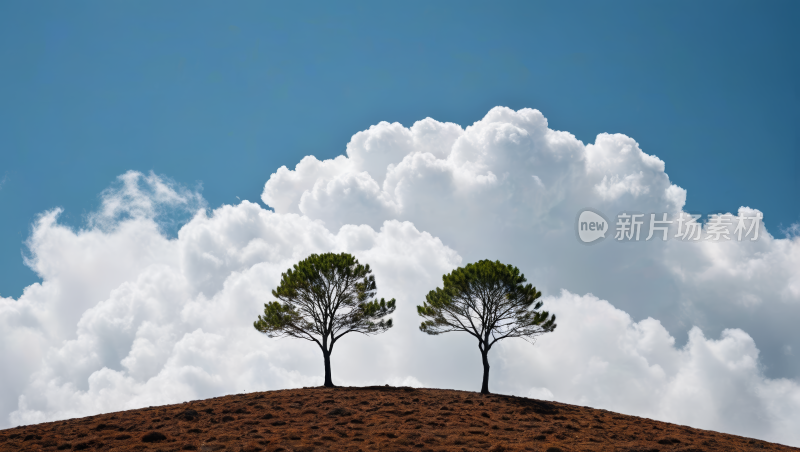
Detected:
[1,0,800,446]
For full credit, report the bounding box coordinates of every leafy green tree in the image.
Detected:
[254,252,395,387]
[418,260,556,394]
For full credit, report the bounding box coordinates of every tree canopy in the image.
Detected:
[254,252,395,387]
[418,259,556,394]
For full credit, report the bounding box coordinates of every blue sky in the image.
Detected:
[0,0,798,299]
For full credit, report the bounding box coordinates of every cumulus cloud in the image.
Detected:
[499,291,800,445]
[2,108,800,446]
[2,172,463,428]
[262,107,800,377]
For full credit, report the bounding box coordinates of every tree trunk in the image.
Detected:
[323,349,334,387]
[480,347,490,394]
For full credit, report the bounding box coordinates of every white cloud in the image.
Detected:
[261,106,800,377]
[2,173,463,428]
[499,291,800,445]
[89,170,205,231]
[2,108,799,446]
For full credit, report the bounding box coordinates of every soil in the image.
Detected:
[0,386,796,452]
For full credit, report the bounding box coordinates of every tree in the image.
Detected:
[254,252,395,387]
[417,260,556,394]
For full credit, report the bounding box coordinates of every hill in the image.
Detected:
[0,386,795,451]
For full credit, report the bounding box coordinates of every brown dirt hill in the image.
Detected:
[0,386,796,452]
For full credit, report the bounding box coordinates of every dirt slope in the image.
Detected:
[0,386,796,452]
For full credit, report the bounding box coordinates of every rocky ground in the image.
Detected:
[0,386,796,451]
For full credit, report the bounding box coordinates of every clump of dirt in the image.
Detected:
[0,386,795,451]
